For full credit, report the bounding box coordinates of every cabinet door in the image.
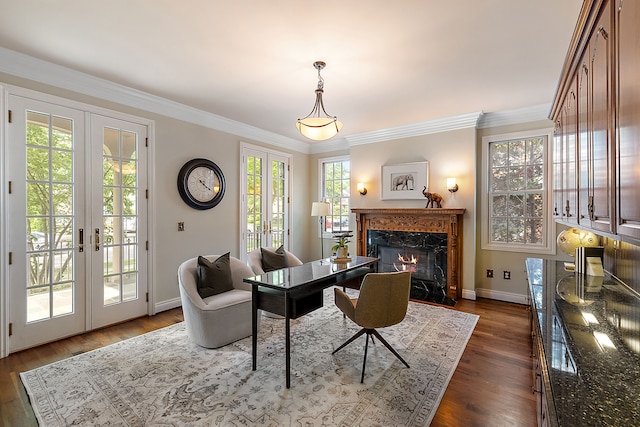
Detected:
[617,0,640,239]
[564,85,579,223]
[553,120,564,219]
[578,55,591,226]
[590,1,614,233]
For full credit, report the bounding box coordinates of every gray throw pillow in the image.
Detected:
[261,245,289,272]
[196,253,234,298]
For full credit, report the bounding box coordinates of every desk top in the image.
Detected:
[244,256,378,291]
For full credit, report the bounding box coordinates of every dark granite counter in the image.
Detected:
[525,258,640,427]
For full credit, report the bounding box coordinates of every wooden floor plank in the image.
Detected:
[0,298,535,426]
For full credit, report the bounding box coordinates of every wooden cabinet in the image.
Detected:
[552,83,578,224]
[564,85,579,224]
[616,0,640,240]
[576,1,614,233]
[552,0,635,241]
[528,285,555,427]
[552,120,563,219]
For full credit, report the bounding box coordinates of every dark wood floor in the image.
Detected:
[0,298,535,426]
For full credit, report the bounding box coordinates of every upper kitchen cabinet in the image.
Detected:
[551,0,637,241]
[616,0,640,240]
[586,1,614,233]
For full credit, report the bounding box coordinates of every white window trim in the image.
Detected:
[317,155,350,239]
[480,128,556,255]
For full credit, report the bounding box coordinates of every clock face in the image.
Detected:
[177,159,226,210]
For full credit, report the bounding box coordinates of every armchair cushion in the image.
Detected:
[260,245,289,272]
[196,253,233,298]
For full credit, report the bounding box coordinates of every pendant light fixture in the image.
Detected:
[296,61,343,141]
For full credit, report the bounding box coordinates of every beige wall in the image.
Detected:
[2,71,558,308]
[349,127,477,298]
[1,74,311,307]
[474,119,555,302]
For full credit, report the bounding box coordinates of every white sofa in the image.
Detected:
[178,254,257,348]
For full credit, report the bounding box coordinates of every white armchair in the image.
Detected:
[247,247,303,275]
[247,247,303,319]
[178,254,257,348]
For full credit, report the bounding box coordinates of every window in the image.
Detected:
[319,156,350,235]
[481,130,555,254]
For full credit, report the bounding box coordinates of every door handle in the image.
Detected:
[95,228,100,251]
[79,228,84,252]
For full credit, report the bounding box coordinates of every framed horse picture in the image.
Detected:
[381,161,429,200]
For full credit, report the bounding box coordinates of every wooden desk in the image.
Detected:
[243,256,378,388]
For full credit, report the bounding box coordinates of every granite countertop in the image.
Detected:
[525,258,640,427]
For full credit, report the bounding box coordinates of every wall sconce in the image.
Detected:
[447,177,459,193]
[357,182,367,195]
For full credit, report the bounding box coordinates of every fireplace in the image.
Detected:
[368,230,450,304]
[353,208,465,304]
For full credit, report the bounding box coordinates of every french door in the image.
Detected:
[241,144,290,261]
[90,114,148,329]
[7,95,148,352]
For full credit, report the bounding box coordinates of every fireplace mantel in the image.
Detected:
[352,208,465,300]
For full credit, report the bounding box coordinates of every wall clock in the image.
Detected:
[177,158,226,210]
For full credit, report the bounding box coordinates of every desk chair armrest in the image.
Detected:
[334,287,357,321]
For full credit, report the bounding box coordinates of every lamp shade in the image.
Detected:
[556,227,599,257]
[296,117,343,141]
[311,201,331,217]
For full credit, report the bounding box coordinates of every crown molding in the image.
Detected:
[0,47,552,154]
[0,47,311,154]
[345,111,484,146]
[477,103,552,129]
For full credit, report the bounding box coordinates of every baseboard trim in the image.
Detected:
[154,297,181,314]
[461,289,477,300]
[474,288,528,305]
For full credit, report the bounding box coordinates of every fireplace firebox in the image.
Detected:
[369,230,451,304]
[353,208,465,304]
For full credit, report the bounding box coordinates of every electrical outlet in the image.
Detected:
[178,222,185,231]
[486,269,493,278]
[503,270,511,280]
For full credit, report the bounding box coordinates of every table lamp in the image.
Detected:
[311,201,331,260]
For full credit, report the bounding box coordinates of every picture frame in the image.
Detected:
[381,161,429,200]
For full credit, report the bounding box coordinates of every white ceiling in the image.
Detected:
[0,0,583,144]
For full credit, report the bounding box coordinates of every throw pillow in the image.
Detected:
[196,253,234,298]
[261,245,289,272]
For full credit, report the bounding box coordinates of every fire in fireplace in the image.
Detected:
[367,230,454,306]
[394,252,418,272]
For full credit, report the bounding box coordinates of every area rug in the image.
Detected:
[21,290,478,426]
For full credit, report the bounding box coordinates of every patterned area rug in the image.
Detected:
[21,290,478,426]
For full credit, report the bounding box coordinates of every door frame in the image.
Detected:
[239,142,292,262]
[0,84,156,358]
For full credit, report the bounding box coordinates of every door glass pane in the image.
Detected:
[102,127,138,306]
[271,160,286,248]
[246,155,263,253]
[25,111,75,321]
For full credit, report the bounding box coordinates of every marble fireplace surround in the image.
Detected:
[352,208,465,301]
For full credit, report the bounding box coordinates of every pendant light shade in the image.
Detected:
[296,61,343,141]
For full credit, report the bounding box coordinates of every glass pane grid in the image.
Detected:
[489,137,546,247]
[323,160,350,233]
[25,110,76,322]
[102,127,139,307]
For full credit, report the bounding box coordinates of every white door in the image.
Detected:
[241,145,290,261]
[7,96,87,351]
[90,114,148,329]
[7,96,149,352]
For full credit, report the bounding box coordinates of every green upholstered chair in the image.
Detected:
[332,270,411,383]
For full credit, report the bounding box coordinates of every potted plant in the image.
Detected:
[331,233,351,259]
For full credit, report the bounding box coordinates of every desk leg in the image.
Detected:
[252,286,258,371]
[285,292,291,389]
